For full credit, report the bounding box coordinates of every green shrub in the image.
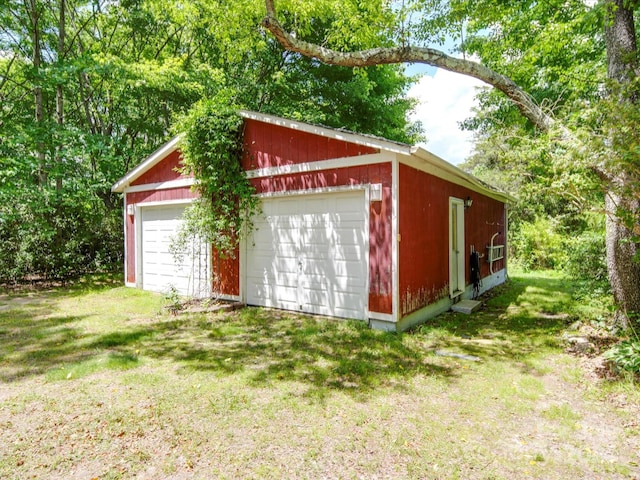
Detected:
[510,212,608,284]
[0,187,122,283]
[604,339,640,375]
[563,229,607,281]
[510,217,567,270]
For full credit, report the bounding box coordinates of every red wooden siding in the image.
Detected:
[131,150,190,186]
[212,247,240,297]
[398,163,506,317]
[241,119,378,170]
[251,163,393,315]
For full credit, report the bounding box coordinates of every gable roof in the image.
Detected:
[111,135,183,193]
[112,110,514,203]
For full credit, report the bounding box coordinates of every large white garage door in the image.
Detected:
[140,204,211,298]
[246,191,368,320]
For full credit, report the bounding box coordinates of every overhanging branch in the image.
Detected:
[262,0,553,132]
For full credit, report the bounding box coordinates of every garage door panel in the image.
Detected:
[248,282,298,308]
[141,205,210,298]
[246,191,367,320]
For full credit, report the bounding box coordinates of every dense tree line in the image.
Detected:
[0,0,419,282]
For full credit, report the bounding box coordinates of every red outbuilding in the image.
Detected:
[112,111,511,331]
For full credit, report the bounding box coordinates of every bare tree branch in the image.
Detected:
[261,0,553,132]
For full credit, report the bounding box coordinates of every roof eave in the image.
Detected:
[111,134,183,193]
[239,110,414,156]
[410,147,516,204]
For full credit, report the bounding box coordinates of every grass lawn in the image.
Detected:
[0,271,638,479]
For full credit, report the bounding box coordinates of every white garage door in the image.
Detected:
[246,191,368,320]
[140,204,211,298]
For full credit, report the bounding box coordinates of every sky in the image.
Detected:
[406,64,488,166]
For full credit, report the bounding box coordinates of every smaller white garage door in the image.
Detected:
[246,191,368,320]
[140,204,211,298]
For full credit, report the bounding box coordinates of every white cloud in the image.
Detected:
[408,69,487,165]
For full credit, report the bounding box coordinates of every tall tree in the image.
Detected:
[602,0,640,325]
[260,0,640,327]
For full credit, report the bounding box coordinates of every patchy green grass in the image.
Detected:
[0,271,639,479]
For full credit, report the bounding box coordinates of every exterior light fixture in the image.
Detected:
[464,196,473,209]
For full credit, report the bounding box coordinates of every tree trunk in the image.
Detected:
[56,0,65,191]
[29,0,46,186]
[605,184,640,328]
[604,0,640,327]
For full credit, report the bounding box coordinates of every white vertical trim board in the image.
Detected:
[123,192,130,287]
[449,197,465,298]
[391,155,400,324]
[239,236,247,304]
[135,203,142,288]
[364,182,372,319]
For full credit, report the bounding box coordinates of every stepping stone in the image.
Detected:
[451,299,482,314]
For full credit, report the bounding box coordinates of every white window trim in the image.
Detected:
[449,197,466,298]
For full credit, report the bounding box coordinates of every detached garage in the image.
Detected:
[112,110,512,331]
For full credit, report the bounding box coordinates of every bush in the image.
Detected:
[510,217,567,270]
[563,228,607,281]
[0,187,122,283]
[604,339,640,375]
[510,213,608,283]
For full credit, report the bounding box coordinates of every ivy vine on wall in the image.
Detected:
[171,96,260,261]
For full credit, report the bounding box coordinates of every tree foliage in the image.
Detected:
[0,0,419,282]
[171,94,259,258]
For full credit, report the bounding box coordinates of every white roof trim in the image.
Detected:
[112,111,512,204]
[111,135,183,193]
[239,110,414,156]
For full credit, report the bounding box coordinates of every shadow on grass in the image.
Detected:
[0,300,454,396]
[135,310,457,398]
[0,271,580,397]
[0,305,92,381]
[412,273,577,367]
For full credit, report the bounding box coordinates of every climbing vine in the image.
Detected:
[172,96,259,259]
